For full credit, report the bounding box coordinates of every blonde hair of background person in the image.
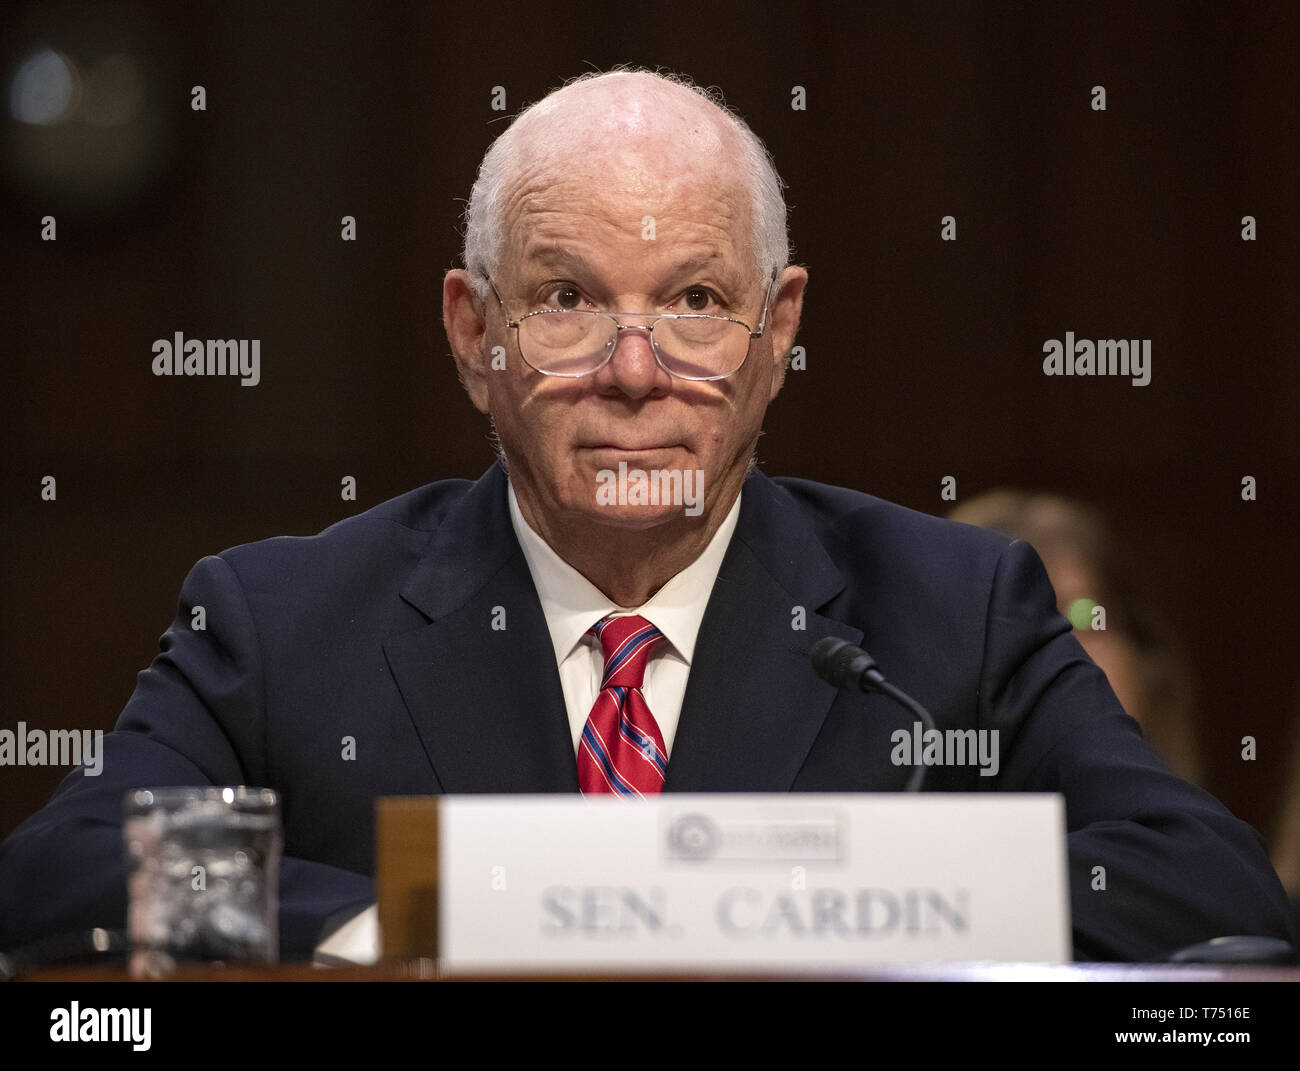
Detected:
[948,490,1201,785]
[1270,721,1300,900]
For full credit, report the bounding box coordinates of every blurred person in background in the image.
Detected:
[949,490,1201,785]
[1270,721,1300,921]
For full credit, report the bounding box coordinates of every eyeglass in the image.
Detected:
[484,271,778,381]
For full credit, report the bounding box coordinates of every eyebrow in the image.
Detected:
[524,246,594,273]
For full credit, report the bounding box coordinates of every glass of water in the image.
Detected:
[124,786,282,975]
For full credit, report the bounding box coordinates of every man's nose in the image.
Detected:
[599,321,670,398]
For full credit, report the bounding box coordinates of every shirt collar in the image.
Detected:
[507,479,742,666]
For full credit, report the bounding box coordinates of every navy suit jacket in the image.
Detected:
[1,462,1294,961]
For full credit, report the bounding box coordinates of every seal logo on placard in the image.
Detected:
[666,813,720,860]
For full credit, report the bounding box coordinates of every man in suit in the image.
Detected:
[1,69,1295,964]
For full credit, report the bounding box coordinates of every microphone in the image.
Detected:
[808,636,938,792]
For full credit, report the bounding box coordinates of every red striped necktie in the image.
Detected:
[577,615,668,796]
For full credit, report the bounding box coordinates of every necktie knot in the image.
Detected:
[591,614,663,691]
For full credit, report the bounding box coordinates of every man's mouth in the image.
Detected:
[583,443,681,453]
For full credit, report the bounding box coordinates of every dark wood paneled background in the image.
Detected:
[2,1,1296,838]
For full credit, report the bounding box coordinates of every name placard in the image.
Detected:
[438,794,1070,971]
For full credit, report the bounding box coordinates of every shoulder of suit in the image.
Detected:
[762,473,1015,567]
[213,475,477,572]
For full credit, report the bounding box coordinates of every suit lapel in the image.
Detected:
[383,463,865,795]
[664,472,863,791]
[383,464,578,792]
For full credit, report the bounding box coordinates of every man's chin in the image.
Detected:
[581,502,701,530]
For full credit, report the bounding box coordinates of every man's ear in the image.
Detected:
[444,269,492,415]
[767,265,808,401]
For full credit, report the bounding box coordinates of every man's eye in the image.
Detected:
[549,286,583,310]
[682,287,714,312]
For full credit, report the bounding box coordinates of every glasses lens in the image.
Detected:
[655,317,751,379]
[519,312,613,376]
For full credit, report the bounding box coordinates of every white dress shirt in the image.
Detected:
[507,480,742,758]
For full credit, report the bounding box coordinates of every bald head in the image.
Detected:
[512,71,736,164]
[462,70,789,298]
